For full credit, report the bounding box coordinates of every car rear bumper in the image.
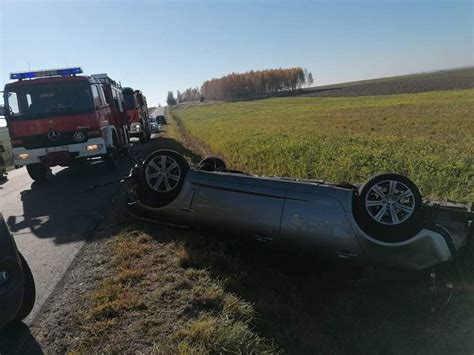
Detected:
[349,203,474,270]
[12,138,107,166]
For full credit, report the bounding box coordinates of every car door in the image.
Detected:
[280,187,363,259]
[192,171,286,242]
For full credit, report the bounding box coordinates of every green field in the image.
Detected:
[173,89,474,201]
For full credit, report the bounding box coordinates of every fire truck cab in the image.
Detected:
[122,88,151,144]
[2,68,130,181]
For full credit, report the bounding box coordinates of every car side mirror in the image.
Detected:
[0,106,5,117]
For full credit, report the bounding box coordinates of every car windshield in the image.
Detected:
[124,94,135,110]
[5,82,93,120]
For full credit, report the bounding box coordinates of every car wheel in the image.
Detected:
[139,150,189,208]
[26,164,49,182]
[355,173,422,242]
[197,156,226,171]
[11,253,36,324]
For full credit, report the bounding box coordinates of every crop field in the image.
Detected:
[301,67,474,97]
[173,89,474,202]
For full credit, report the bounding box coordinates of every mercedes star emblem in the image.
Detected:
[47,130,61,141]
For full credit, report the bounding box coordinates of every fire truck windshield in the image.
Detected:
[4,82,93,120]
[124,94,136,110]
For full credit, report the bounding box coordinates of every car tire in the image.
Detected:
[11,253,36,324]
[139,150,189,208]
[197,157,226,172]
[355,173,422,242]
[26,164,49,182]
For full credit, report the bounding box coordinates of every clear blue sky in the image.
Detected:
[1,0,472,106]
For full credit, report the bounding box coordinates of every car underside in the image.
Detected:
[124,150,473,272]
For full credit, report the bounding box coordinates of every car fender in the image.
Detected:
[348,214,453,270]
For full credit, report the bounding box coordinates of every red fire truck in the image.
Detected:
[122,88,151,144]
[1,68,130,181]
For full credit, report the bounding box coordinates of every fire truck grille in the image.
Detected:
[20,131,90,149]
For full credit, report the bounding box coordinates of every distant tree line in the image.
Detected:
[177,87,203,103]
[201,67,313,101]
[167,67,314,105]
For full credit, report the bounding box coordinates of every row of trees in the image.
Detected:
[167,67,314,105]
[166,87,203,106]
[177,87,203,103]
[201,67,313,101]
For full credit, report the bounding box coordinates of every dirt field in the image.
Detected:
[301,67,474,97]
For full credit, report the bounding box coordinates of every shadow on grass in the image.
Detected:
[138,218,474,354]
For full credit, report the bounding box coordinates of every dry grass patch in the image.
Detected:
[71,225,277,353]
[177,315,276,354]
[82,231,151,336]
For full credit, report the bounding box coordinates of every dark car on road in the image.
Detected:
[0,213,35,329]
[149,118,160,133]
[155,115,167,125]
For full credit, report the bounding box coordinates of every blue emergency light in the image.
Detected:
[10,67,83,80]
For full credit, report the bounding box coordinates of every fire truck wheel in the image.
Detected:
[105,149,119,170]
[26,164,49,182]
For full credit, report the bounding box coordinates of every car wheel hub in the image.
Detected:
[145,155,181,193]
[365,180,415,225]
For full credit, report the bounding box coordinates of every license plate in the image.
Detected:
[46,146,69,154]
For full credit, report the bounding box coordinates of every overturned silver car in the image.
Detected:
[125,150,473,271]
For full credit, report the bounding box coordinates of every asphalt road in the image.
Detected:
[150,106,165,118]
[0,156,134,325]
[0,130,166,353]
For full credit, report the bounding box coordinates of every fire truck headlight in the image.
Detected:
[86,144,103,152]
[18,153,30,160]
